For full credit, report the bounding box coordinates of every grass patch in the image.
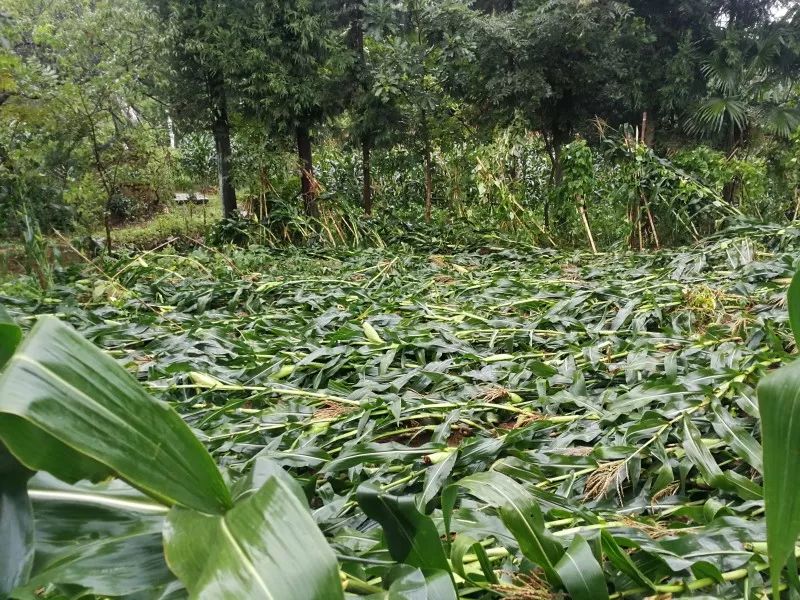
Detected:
[102,200,221,248]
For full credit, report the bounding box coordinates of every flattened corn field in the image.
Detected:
[4,225,799,599]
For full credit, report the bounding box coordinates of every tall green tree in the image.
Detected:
[368,0,471,221]
[226,0,348,218]
[1,0,165,245]
[150,0,239,217]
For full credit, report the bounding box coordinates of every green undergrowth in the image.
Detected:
[2,223,800,598]
[100,201,222,248]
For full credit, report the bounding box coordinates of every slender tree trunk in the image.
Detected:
[640,111,648,145]
[551,141,564,187]
[211,85,237,218]
[297,123,318,218]
[424,144,433,223]
[545,134,564,187]
[104,210,112,252]
[792,188,800,222]
[84,99,114,254]
[628,198,639,249]
[349,0,371,217]
[362,138,372,216]
[644,195,660,249]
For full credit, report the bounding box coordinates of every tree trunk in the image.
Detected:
[640,111,648,145]
[362,138,372,216]
[84,103,114,254]
[211,86,237,219]
[297,123,318,218]
[424,144,433,223]
[551,141,564,187]
[104,207,112,253]
[544,134,564,188]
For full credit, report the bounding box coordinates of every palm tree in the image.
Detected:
[687,24,800,149]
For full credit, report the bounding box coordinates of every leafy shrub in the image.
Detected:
[207,210,262,246]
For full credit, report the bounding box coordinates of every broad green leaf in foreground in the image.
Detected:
[0,317,231,514]
[11,473,172,599]
[164,469,343,600]
[0,445,33,597]
[787,264,800,346]
[0,301,29,597]
[758,358,800,598]
[760,238,800,599]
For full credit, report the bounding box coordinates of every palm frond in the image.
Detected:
[687,97,748,136]
[756,104,800,138]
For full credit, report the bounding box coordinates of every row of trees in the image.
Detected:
[1,0,799,234]
[147,0,799,219]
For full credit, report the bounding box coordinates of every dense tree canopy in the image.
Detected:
[0,0,799,249]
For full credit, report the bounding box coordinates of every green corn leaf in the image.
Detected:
[600,530,656,590]
[710,398,763,473]
[788,265,800,346]
[12,473,171,599]
[450,534,498,584]
[164,468,342,600]
[554,535,609,600]
[446,471,563,584]
[758,358,800,598]
[0,445,34,597]
[11,532,171,599]
[357,484,452,577]
[383,566,456,600]
[0,316,231,514]
[682,416,724,487]
[324,442,440,473]
[418,448,457,508]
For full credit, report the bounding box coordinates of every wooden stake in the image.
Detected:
[641,112,648,145]
[579,196,598,254]
[642,193,660,249]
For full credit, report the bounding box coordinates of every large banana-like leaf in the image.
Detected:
[0,317,231,514]
[11,473,173,599]
[164,468,343,600]
[0,445,33,598]
[760,266,800,598]
[1,312,34,597]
